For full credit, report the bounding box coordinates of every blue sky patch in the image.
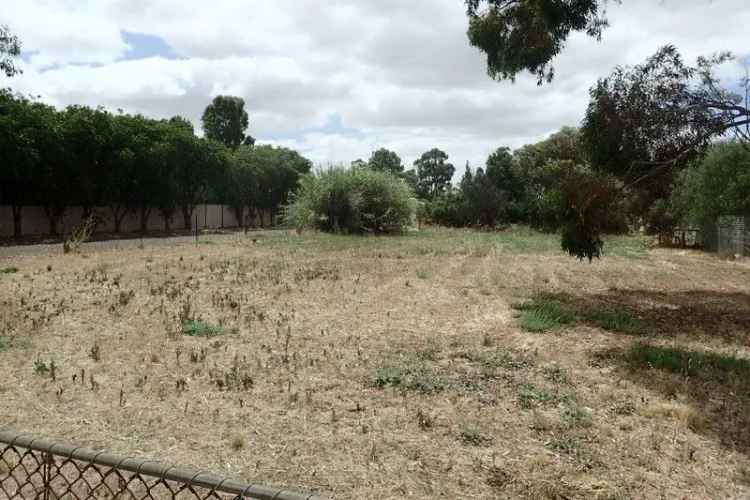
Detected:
[259,113,365,142]
[120,31,179,61]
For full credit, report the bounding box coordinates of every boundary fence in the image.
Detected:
[0,430,321,500]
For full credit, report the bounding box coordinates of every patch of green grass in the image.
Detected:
[370,359,445,393]
[0,266,19,274]
[515,293,643,334]
[0,336,11,351]
[513,295,575,332]
[257,227,648,263]
[584,308,642,334]
[603,234,649,259]
[182,320,224,337]
[627,344,750,388]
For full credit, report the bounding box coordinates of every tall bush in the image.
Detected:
[285,167,415,234]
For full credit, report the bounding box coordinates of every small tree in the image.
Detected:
[486,146,524,221]
[460,166,506,227]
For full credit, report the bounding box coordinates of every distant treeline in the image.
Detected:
[0,90,311,237]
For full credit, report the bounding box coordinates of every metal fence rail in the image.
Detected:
[0,430,321,500]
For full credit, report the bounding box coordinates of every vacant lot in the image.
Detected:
[1,228,749,499]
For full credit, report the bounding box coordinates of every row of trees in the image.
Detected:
[464,1,750,259]
[350,147,456,200]
[345,129,619,236]
[417,127,624,233]
[0,89,311,237]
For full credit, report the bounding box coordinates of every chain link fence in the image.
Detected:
[0,430,321,500]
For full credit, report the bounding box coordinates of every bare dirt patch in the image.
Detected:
[1,228,749,499]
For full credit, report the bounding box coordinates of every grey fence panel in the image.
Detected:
[0,430,322,500]
[716,215,750,256]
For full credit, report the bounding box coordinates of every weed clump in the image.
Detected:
[370,359,445,394]
[458,427,494,447]
[182,320,223,338]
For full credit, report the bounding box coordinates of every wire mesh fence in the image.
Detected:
[0,430,321,500]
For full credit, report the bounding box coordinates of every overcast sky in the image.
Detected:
[3,0,749,174]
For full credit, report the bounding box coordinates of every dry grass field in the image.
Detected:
[1,227,750,499]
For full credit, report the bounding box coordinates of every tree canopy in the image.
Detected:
[368,148,404,174]
[0,25,21,77]
[0,92,310,237]
[465,0,614,84]
[201,95,250,149]
[671,141,750,225]
[564,46,750,259]
[414,148,455,199]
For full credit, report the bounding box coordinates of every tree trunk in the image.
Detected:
[11,205,22,239]
[139,206,152,233]
[161,209,174,232]
[46,211,59,237]
[182,205,193,230]
[111,205,126,234]
[233,206,245,230]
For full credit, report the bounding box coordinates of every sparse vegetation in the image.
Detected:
[458,427,494,447]
[1,228,748,499]
[548,436,595,469]
[370,358,445,394]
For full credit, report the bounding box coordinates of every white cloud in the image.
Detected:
[3,0,750,175]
